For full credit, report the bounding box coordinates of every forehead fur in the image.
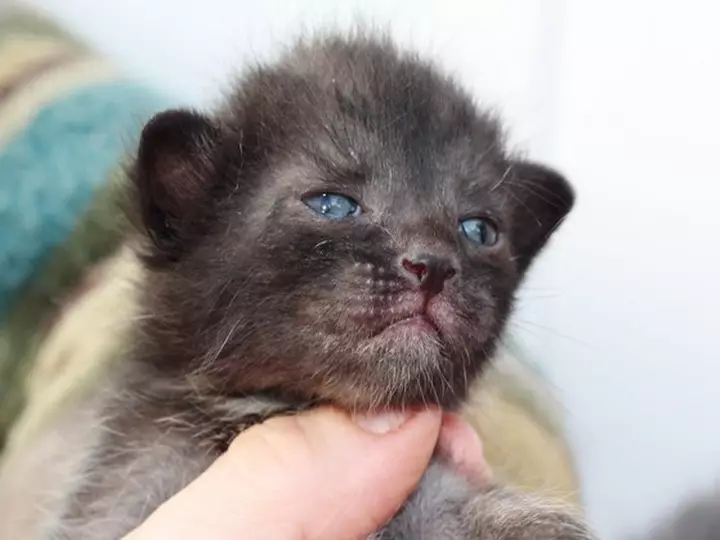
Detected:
[215,34,507,187]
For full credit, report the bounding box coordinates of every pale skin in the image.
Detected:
[124,408,490,540]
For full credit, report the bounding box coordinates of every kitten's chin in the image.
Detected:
[322,375,469,411]
[316,331,472,411]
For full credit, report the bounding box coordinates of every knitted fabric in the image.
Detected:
[0,8,168,443]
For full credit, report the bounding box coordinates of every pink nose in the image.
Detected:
[402,259,428,281]
[400,255,457,296]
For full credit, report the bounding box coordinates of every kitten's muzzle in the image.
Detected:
[369,292,457,340]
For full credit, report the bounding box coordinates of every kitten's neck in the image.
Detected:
[116,358,311,450]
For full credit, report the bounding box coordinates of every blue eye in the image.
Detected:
[459,218,499,246]
[303,192,361,220]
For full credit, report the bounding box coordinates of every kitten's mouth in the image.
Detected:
[378,312,440,336]
[366,295,452,339]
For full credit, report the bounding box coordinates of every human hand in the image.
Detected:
[124,407,488,540]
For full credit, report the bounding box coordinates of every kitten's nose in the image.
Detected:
[400,254,457,295]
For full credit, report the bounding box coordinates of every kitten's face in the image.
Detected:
[132,37,573,410]
[200,136,515,409]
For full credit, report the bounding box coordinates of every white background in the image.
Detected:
[12,0,720,538]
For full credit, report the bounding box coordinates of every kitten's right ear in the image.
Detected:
[133,109,220,260]
[506,160,575,273]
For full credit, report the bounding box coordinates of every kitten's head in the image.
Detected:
[130,35,573,410]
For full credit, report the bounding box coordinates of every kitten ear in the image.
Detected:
[507,161,575,272]
[133,109,220,259]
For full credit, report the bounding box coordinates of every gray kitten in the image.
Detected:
[0,33,595,539]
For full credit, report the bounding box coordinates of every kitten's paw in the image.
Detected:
[468,489,595,540]
[378,463,594,540]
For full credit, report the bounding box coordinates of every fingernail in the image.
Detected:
[353,411,412,434]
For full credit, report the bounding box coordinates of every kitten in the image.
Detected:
[13,34,593,539]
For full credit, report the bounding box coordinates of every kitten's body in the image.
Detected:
[0,34,594,539]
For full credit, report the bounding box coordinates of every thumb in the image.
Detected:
[127,406,442,540]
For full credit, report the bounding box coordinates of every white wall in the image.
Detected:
[539,2,720,536]
[17,1,720,538]
[17,0,562,149]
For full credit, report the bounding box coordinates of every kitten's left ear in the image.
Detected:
[507,161,575,272]
[132,109,221,261]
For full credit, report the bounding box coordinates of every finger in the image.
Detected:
[128,407,442,540]
[437,412,492,486]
